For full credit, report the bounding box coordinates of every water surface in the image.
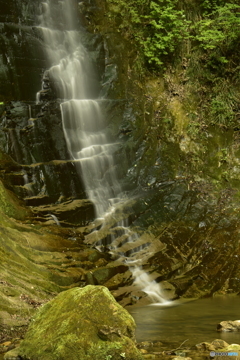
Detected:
[129,296,240,346]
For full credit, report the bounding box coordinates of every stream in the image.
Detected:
[129,296,240,346]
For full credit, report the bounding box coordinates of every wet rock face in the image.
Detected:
[0,0,45,101]
[1,101,69,164]
[17,286,144,360]
[0,100,91,224]
[0,99,125,225]
[0,0,124,228]
[31,199,95,227]
[0,1,100,101]
[0,0,109,225]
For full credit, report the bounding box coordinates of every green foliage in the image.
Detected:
[107,0,190,69]
[139,0,190,67]
[105,0,240,129]
[107,0,239,72]
[195,3,240,54]
[106,0,239,71]
[200,0,228,14]
[184,2,240,129]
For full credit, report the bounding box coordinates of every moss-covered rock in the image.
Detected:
[18,285,143,360]
[85,264,129,285]
[0,180,31,221]
[0,221,86,336]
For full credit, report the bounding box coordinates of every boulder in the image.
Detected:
[17,285,144,360]
[211,339,229,349]
[217,320,240,332]
[195,342,215,351]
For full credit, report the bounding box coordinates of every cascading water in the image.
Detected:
[37,0,168,304]
[60,99,122,218]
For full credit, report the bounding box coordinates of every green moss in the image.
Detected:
[169,98,189,136]
[0,180,31,221]
[19,286,143,360]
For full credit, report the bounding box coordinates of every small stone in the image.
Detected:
[195,342,215,351]
[153,341,163,347]
[1,342,11,347]
[3,348,20,360]
[140,349,148,354]
[138,341,153,348]
[211,339,229,349]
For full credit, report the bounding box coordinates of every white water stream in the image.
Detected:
[37,0,168,304]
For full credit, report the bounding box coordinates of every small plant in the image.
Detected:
[209,86,237,127]
[105,356,113,360]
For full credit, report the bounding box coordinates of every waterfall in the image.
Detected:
[37,0,169,305]
[60,99,122,217]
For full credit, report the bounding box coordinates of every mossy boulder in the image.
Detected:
[18,285,144,360]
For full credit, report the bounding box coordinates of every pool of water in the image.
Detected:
[129,296,240,346]
[1,296,239,359]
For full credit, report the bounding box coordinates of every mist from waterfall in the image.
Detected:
[37,0,168,305]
